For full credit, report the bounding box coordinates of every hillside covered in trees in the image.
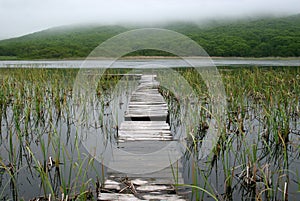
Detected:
[0,14,299,59]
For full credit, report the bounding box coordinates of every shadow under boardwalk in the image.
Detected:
[99,74,187,200]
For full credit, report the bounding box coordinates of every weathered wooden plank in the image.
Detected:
[133,92,160,95]
[129,101,166,105]
[124,74,169,122]
[120,129,167,133]
[137,84,159,87]
[136,185,169,191]
[130,94,164,98]
[131,92,162,95]
[126,112,168,116]
[125,108,167,111]
[127,104,167,108]
[127,110,167,113]
[103,74,186,200]
[129,99,165,103]
[130,94,164,97]
[124,114,168,118]
[128,103,166,105]
[125,110,167,114]
[128,102,167,105]
[128,104,166,107]
[104,179,122,191]
[119,121,168,125]
[120,128,170,132]
[127,104,167,109]
[127,107,167,109]
[127,107,167,110]
[119,137,173,141]
[129,101,164,104]
[118,135,172,139]
[127,108,167,111]
[107,164,184,184]
[119,130,171,135]
[119,131,172,137]
[98,193,140,201]
[132,90,161,93]
[142,194,186,201]
[98,193,186,201]
[119,134,172,137]
[124,116,168,121]
[119,123,170,131]
[139,80,159,84]
[130,97,163,100]
[126,113,168,117]
[129,98,165,102]
[130,95,162,98]
[120,125,170,130]
[127,105,167,108]
[127,107,168,111]
[137,81,158,84]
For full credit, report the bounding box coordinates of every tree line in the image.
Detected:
[0,14,299,59]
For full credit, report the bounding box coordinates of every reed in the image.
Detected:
[0,68,132,200]
[160,66,300,200]
[0,66,299,200]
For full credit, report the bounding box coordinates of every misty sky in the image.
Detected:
[0,0,299,39]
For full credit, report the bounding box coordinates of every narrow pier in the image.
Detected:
[99,74,186,200]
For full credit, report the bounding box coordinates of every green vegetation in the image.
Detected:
[0,66,299,200]
[0,25,127,59]
[159,66,300,200]
[0,68,132,200]
[0,14,299,59]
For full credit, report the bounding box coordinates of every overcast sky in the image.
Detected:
[0,0,299,39]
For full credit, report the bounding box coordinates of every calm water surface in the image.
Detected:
[0,58,299,68]
[0,62,299,200]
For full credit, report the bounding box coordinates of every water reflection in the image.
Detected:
[0,67,299,200]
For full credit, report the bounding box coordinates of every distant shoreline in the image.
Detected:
[0,56,300,61]
[122,56,300,61]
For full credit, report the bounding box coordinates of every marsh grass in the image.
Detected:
[0,66,299,200]
[0,68,132,200]
[159,66,300,200]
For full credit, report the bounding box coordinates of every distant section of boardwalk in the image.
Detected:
[99,74,186,201]
[120,74,171,141]
[124,75,168,122]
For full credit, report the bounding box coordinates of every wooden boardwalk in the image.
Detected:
[99,74,186,200]
[120,74,171,141]
[124,75,168,122]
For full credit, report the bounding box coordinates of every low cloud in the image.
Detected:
[0,0,299,39]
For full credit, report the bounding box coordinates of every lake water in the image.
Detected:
[0,61,299,200]
[0,58,299,68]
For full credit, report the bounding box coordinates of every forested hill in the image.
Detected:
[0,14,299,59]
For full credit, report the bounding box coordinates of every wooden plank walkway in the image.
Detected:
[124,75,169,122]
[118,121,172,141]
[99,74,186,201]
[120,74,171,141]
